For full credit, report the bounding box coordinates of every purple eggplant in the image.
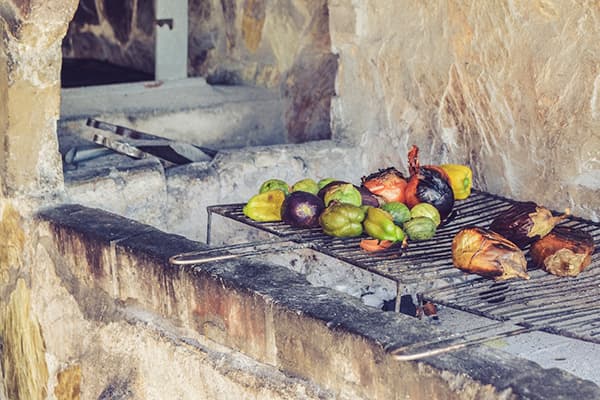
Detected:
[489,201,568,249]
[281,191,325,228]
[357,186,381,207]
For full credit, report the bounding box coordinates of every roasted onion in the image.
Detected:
[404,145,454,221]
[361,167,407,204]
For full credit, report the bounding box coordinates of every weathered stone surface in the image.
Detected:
[63,0,154,74]
[63,0,335,142]
[103,0,133,44]
[241,0,267,52]
[1,0,77,196]
[71,0,99,25]
[33,205,600,399]
[136,0,154,36]
[1,279,48,400]
[54,364,81,400]
[0,203,25,283]
[32,207,334,399]
[329,1,600,221]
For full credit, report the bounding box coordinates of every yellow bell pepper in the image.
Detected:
[243,190,286,222]
[440,164,472,200]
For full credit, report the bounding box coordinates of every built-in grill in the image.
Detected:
[195,190,600,361]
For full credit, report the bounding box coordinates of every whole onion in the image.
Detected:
[404,145,454,221]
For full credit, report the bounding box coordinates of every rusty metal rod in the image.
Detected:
[390,326,535,361]
[169,236,308,265]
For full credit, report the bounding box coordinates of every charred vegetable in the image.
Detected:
[259,179,289,195]
[530,226,595,277]
[281,191,325,228]
[452,227,529,280]
[404,146,454,221]
[360,239,394,252]
[357,186,381,207]
[361,167,407,204]
[488,201,568,249]
[319,203,366,237]
[243,190,286,222]
[403,217,437,241]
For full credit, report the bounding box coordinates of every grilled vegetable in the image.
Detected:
[319,203,366,237]
[488,201,568,249]
[361,167,407,203]
[259,179,289,195]
[439,164,473,200]
[530,226,595,277]
[360,239,394,252]
[363,207,406,243]
[281,191,325,228]
[291,178,319,195]
[410,203,441,227]
[317,181,347,201]
[357,186,381,207]
[381,202,411,225]
[243,190,286,222]
[404,145,454,221]
[452,227,529,280]
[323,183,363,207]
[317,178,338,190]
[403,217,437,241]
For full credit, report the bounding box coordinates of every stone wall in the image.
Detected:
[1,0,77,196]
[62,0,336,143]
[329,1,600,221]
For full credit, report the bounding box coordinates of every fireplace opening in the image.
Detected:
[61,58,153,88]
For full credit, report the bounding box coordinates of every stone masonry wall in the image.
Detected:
[1,0,77,196]
[329,1,600,221]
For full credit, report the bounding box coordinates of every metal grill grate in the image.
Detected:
[207,190,600,346]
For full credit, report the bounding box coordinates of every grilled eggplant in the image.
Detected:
[489,201,567,249]
[530,226,595,277]
[452,227,529,280]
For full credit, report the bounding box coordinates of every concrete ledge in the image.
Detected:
[36,204,600,399]
[59,78,286,150]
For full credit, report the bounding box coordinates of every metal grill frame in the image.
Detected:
[206,189,600,346]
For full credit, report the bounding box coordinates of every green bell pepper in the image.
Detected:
[323,183,362,207]
[363,207,406,242]
[259,179,289,195]
[319,203,366,237]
